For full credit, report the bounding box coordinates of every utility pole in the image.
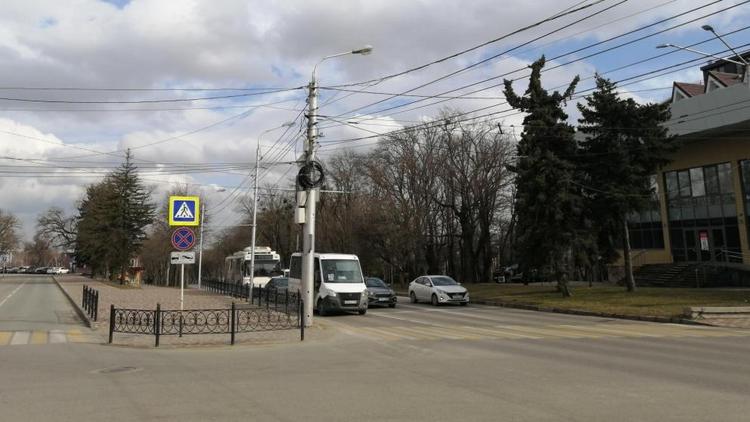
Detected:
[249,138,261,294]
[301,74,318,327]
[300,46,372,327]
[197,202,205,289]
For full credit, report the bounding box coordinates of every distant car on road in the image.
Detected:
[34,267,48,274]
[46,267,65,274]
[59,268,70,274]
[265,276,288,292]
[365,277,397,308]
[409,275,469,306]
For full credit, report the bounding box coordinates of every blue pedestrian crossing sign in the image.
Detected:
[168,196,200,226]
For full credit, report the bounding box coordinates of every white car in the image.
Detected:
[46,267,63,274]
[408,275,469,306]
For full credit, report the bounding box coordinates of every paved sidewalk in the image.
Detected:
[55,276,320,347]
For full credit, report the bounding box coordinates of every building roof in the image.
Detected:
[708,71,743,87]
[674,82,704,97]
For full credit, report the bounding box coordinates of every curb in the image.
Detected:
[52,276,99,329]
[395,291,707,326]
[469,299,707,326]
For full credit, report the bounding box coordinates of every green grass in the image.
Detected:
[461,283,750,318]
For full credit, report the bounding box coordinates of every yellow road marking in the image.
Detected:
[0,331,12,345]
[30,331,48,345]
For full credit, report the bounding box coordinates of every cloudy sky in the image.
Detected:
[1,0,748,240]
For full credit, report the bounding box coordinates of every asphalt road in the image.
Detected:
[1,281,749,421]
[0,274,94,345]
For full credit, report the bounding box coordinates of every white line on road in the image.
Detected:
[10,331,30,345]
[0,280,26,309]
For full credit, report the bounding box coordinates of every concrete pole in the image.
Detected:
[249,140,261,293]
[197,202,205,289]
[301,76,318,327]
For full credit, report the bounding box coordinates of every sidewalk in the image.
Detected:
[55,275,321,347]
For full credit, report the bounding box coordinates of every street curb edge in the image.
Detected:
[52,276,98,329]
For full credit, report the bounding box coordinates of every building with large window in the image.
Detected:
[627,53,750,267]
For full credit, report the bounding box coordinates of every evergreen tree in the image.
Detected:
[503,56,584,297]
[76,151,155,281]
[577,76,675,292]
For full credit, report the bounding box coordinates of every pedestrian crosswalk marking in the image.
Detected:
[30,331,48,345]
[0,329,99,346]
[343,323,750,342]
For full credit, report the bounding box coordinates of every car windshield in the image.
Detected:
[366,278,387,288]
[320,259,363,283]
[431,276,458,286]
[271,278,288,287]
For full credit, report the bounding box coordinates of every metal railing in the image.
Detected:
[716,248,749,264]
[108,290,303,347]
[203,279,251,299]
[82,285,99,321]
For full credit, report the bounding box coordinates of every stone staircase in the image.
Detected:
[634,262,750,288]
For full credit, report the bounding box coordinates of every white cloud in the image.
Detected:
[1,0,749,240]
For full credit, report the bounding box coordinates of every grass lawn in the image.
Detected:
[462,283,750,318]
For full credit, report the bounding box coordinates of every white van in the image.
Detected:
[288,253,368,316]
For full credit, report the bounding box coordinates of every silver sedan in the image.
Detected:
[408,275,469,306]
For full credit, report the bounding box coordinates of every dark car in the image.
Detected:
[365,277,397,308]
[265,276,288,292]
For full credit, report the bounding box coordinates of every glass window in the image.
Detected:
[320,259,363,283]
[689,168,705,197]
[431,276,458,286]
[678,170,691,197]
[665,172,679,199]
[704,166,720,194]
[708,195,723,218]
[717,163,732,193]
[722,193,737,217]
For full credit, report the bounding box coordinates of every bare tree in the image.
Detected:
[37,207,77,250]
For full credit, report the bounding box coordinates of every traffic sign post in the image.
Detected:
[168,196,200,226]
[170,251,196,321]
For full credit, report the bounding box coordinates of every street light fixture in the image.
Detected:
[248,121,295,292]
[301,45,373,327]
[656,43,746,66]
[701,25,749,67]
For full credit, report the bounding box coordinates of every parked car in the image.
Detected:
[409,275,469,306]
[265,276,288,292]
[5,267,18,273]
[365,277,397,308]
[17,266,31,273]
[34,267,48,274]
[59,268,70,274]
[46,267,64,274]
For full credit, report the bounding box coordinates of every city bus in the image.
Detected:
[224,246,282,287]
[287,252,368,316]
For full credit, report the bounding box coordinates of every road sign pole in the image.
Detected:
[180,263,185,312]
[197,203,205,290]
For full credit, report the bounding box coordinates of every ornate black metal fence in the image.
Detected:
[108,290,303,347]
[203,279,250,299]
[201,279,294,309]
[82,285,99,321]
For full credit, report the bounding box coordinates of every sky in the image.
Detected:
[0,0,749,242]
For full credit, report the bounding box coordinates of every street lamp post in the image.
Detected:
[197,187,225,289]
[301,45,372,327]
[248,123,294,293]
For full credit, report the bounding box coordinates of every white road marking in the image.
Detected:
[10,331,30,345]
[0,280,26,309]
[49,330,67,344]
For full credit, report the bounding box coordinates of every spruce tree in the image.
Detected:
[503,56,583,297]
[577,76,675,292]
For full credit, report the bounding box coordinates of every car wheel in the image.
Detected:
[409,291,417,303]
[317,300,327,317]
[358,308,367,315]
[431,294,439,306]
[388,303,396,308]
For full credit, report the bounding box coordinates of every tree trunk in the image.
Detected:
[622,218,636,292]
